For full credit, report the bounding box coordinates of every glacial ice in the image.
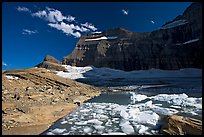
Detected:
[83,126,93,133]
[119,119,135,134]
[56,65,201,81]
[102,132,126,135]
[130,93,148,102]
[152,106,179,115]
[44,91,202,135]
[87,119,103,125]
[51,128,67,134]
[130,111,160,126]
[134,124,149,134]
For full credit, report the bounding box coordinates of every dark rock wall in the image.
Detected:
[63,2,202,71]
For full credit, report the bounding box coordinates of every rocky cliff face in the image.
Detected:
[63,2,202,71]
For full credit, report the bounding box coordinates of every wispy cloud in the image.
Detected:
[150,20,155,24]
[48,22,82,38]
[32,7,75,23]
[81,22,97,31]
[18,6,98,38]
[122,9,128,15]
[2,61,8,66]
[17,6,31,13]
[22,29,38,35]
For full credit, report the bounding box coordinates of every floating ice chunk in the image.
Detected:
[105,119,112,126]
[119,119,131,127]
[119,120,135,134]
[102,132,126,135]
[154,104,163,106]
[170,105,181,109]
[130,111,160,126]
[80,109,90,113]
[134,124,149,134]
[184,97,202,109]
[93,125,105,131]
[133,100,153,111]
[51,128,67,134]
[75,121,88,125]
[145,100,153,108]
[83,126,93,133]
[95,109,104,114]
[130,93,148,102]
[152,93,188,106]
[128,108,140,119]
[70,127,77,131]
[152,106,179,115]
[60,120,68,124]
[120,109,129,119]
[152,93,188,102]
[98,114,109,120]
[87,119,103,125]
[46,132,55,135]
[62,132,71,135]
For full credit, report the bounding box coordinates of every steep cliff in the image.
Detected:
[63,2,202,71]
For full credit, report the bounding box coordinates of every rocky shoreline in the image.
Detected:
[2,67,101,135]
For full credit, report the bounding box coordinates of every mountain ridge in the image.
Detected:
[38,2,202,71]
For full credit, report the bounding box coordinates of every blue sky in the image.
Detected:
[2,2,192,70]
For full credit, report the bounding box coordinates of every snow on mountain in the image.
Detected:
[176,38,199,45]
[56,65,201,80]
[160,19,189,29]
[85,36,117,41]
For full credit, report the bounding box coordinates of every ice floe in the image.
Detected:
[44,89,202,135]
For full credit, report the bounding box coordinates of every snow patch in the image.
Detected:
[85,36,117,41]
[160,19,189,29]
[5,75,19,80]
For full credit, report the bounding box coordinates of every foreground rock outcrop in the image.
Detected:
[161,115,202,135]
[2,67,101,135]
[63,2,202,71]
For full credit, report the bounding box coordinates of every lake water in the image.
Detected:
[41,76,202,135]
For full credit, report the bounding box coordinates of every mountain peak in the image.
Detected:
[43,55,60,64]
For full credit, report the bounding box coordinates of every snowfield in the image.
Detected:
[56,65,201,80]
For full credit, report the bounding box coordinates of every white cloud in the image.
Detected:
[32,10,47,19]
[32,7,75,23]
[66,15,75,22]
[22,7,98,38]
[48,22,81,38]
[151,20,155,24]
[22,29,38,35]
[17,6,31,12]
[81,22,97,31]
[2,61,8,66]
[122,9,128,15]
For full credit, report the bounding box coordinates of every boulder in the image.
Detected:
[161,115,202,135]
